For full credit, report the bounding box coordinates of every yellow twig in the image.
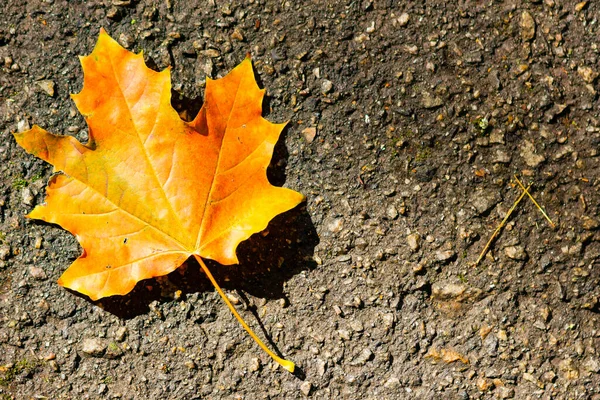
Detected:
[194,255,295,373]
[514,175,555,228]
[474,184,531,267]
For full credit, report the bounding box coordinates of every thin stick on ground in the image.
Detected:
[514,175,555,228]
[194,254,295,373]
[474,183,532,267]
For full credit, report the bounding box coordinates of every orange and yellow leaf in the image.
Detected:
[14,30,304,371]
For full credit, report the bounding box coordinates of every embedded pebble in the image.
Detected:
[435,249,456,263]
[327,218,344,233]
[230,28,244,42]
[496,386,515,399]
[490,130,505,144]
[354,238,368,251]
[28,266,47,280]
[505,246,527,260]
[542,371,556,383]
[431,281,482,303]
[300,381,312,396]
[201,49,220,58]
[105,342,123,359]
[48,360,59,372]
[249,357,261,372]
[497,330,508,341]
[22,188,34,206]
[0,246,11,261]
[577,66,598,83]
[386,205,398,220]
[118,32,134,49]
[337,329,351,341]
[404,44,418,55]
[432,282,466,301]
[582,216,599,230]
[316,358,326,376]
[301,127,317,143]
[81,338,107,357]
[333,305,344,316]
[553,145,573,160]
[407,233,421,251]
[321,80,333,94]
[98,383,107,394]
[520,11,535,41]
[519,140,545,167]
[199,58,214,77]
[477,377,491,391]
[351,347,373,366]
[384,376,400,388]
[421,92,443,108]
[540,306,551,322]
[36,80,55,96]
[106,6,121,19]
[471,191,499,215]
[397,13,409,27]
[17,120,30,133]
[115,327,128,342]
[583,357,600,373]
[533,320,546,330]
[382,313,395,329]
[483,333,498,356]
[493,150,511,164]
[350,319,364,332]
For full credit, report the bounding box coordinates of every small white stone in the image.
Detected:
[327,218,343,233]
[249,357,261,372]
[29,266,47,280]
[17,120,30,133]
[300,381,312,396]
[81,338,107,357]
[384,376,400,389]
[21,188,34,206]
[386,205,399,220]
[505,245,527,260]
[397,12,410,27]
[301,127,317,143]
[407,233,421,251]
[321,79,333,94]
[37,80,55,97]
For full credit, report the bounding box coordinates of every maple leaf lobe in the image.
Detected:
[13,30,304,300]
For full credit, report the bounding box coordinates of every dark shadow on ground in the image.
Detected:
[170,88,203,122]
[97,202,318,319]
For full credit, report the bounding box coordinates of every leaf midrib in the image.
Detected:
[194,75,245,252]
[104,50,189,247]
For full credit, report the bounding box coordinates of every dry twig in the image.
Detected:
[474,183,531,267]
[513,175,555,228]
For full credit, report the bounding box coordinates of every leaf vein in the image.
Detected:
[105,54,187,243]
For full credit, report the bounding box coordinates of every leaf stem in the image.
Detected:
[194,254,295,373]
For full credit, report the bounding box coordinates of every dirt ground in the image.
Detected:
[1,0,600,399]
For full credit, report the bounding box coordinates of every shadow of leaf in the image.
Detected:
[97,204,317,319]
